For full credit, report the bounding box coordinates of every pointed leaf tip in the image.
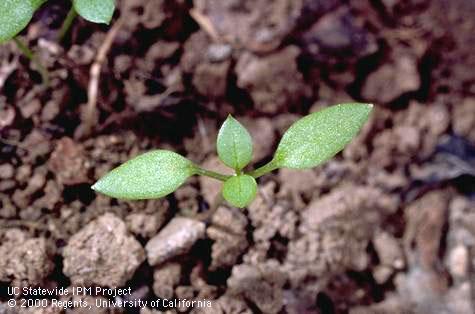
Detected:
[92,150,195,200]
[272,103,373,169]
[217,115,253,171]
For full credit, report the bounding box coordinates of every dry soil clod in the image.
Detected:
[0,229,55,287]
[63,213,145,287]
[145,217,206,266]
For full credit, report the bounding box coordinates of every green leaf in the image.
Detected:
[222,174,257,208]
[0,0,41,43]
[272,103,373,169]
[31,0,47,9]
[73,0,115,24]
[92,150,196,200]
[217,115,253,171]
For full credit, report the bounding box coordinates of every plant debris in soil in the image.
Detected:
[1,0,475,313]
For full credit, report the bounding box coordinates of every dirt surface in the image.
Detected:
[1,0,475,313]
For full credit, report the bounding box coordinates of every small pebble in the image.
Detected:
[63,213,145,286]
[0,164,14,179]
[207,44,232,62]
[145,217,206,266]
[448,245,469,278]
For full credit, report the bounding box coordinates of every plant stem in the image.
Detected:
[194,166,231,182]
[57,6,77,42]
[13,37,49,85]
[248,160,279,178]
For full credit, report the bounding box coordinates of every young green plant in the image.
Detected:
[92,103,373,208]
[0,0,115,42]
[0,0,116,83]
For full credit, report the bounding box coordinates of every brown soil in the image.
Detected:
[1,0,475,313]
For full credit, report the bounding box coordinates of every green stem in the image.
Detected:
[194,166,231,182]
[57,6,77,42]
[13,37,49,85]
[248,160,279,178]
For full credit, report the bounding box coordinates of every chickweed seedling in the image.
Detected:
[0,0,115,44]
[92,103,373,208]
[0,0,115,84]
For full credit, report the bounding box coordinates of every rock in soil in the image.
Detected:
[20,130,52,164]
[63,213,145,287]
[350,296,412,314]
[181,31,231,99]
[211,206,248,235]
[0,105,15,128]
[145,217,206,266]
[362,50,420,103]
[302,7,377,59]
[194,0,304,52]
[446,197,475,283]
[284,185,398,296]
[181,31,212,73]
[125,213,164,239]
[48,137,90,185]
[120,0,168,30]
[373,231,405,270]
[192,60,231,99]
[404,191,449,271]
[12,167,47,209]
[452,97,475,144]
[236,46,311,113]
[0,163,14,179]
[228,261,286,314]
[207,226,248,270]
[153,262,182,299]
[396,191,453,314]
[0,229,54,287]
